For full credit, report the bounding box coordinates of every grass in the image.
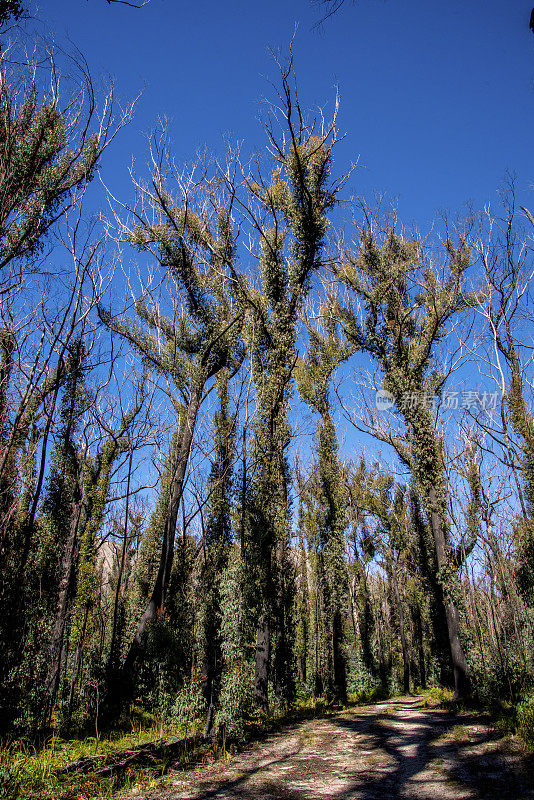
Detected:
[0,714,212,800]
[0,697,333,800]
[347,686,391,706]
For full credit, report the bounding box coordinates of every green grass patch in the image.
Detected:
[0,713,208,800]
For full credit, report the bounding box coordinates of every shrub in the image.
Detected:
[517,695,534,749]
[348,685,390,705]
[426,686,455,705]
[169,676,206,734]
[216,662,254,741]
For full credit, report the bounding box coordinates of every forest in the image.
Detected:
[1,1,534,797]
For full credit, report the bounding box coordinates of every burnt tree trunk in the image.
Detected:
[254,614,270,712]
[44,487,84,714]
[123,383,203,675]
[428,486,470,699]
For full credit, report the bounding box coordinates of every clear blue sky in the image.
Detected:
[39,0,534,228]
[26,0,534,479]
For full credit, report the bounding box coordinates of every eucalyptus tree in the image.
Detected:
[475,197,534,609]
[42,344,144,717]
[295,318,352,702]
[227,64,346,709]
[333,225,477,698]
[0,68,110,544]
[349,461,416,693]
[198,368,237,714]
[99,162,245,681]
[0,53,123,730]
[0,34,129,606]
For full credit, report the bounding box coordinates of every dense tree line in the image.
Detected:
[1,8,534,740]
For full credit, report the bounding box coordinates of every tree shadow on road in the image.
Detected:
[331,699,534,799]
[174,698,534,800]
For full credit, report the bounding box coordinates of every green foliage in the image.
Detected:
[169,676,206,733]
[216,662,255,741]
[425,686,455,705]
[3,37,534,782]
[205,373,235,551]
[196,371,237,707]
[101,186,244,395]
[517,695,534,749]
[466,633,527,706]
[346,651,378,697]
[242,115,342,711]
[219,548,249,664]
[347,685,390,705]
[333,226,475,697]
[0,72,99,271]
[507,373,534,606]
[0,714,197,800]
[132,539,196,712]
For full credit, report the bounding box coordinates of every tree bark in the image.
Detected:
[254,614,270,711]
[428,485,470,699]
[123,383,203,674]
[44,490,84,714]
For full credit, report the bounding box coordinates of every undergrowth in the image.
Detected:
[2,688,461,799]
[347,686,390,705]
[0,711,207,800]
[0,696,331,799]
[515,695,534,749]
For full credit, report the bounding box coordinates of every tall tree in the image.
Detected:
[295,318,352,702]
[476,198,534,610]
[232,64,343,710]
[100,165,244,683]
[333,226,476,698]
[198,368,236,714]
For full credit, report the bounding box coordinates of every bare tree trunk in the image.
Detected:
[390,564,410,694]
[21,380,61,567]
[240,427,247,553]
[254,614,270,711]
[348,576,360,647]
[428,486,470,699]
[44,492,84,714]
[107,448,133,672]
[123,384,203,674]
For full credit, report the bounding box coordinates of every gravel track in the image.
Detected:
[128,697,534,800]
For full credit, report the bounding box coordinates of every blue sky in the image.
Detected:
[27,0,534,488]
[41,0,534,229]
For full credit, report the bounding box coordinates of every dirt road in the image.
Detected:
[131,697,534,800]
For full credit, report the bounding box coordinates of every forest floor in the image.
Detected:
[123,696,534,800]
